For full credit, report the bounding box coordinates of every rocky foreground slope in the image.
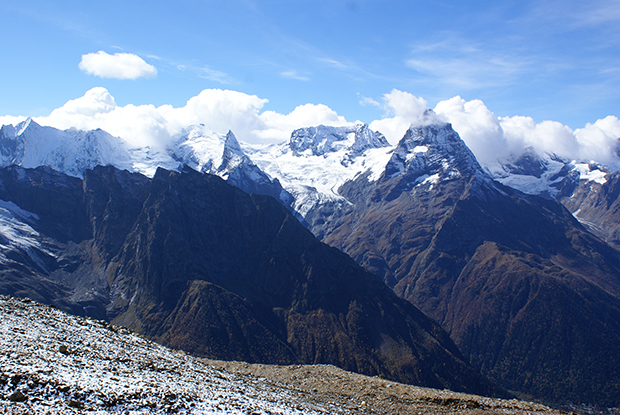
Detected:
[0,295,563,414]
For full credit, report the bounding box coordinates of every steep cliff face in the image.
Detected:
[0,164,501,397]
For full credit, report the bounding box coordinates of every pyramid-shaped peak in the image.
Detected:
[224,130,242,153]
[400,122,464,148]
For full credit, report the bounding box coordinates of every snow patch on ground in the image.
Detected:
[0,296,338,414]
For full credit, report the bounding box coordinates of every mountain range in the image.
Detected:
[1,117,620,407]
[0,162,500,397]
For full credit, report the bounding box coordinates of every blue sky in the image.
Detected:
[0,0,619,161]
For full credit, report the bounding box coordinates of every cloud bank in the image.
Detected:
[2,88,619,170]
[433,97,620,168]
[25,87,352,148]
[79,51,157,80]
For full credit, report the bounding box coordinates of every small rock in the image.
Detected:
[57,384,71,393]
[59,344,69,355]
[8,390,28,402]
[68,399,83,408]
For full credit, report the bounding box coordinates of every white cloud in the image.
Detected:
[369,89,441,144]
[358,95,380,107]
[498,116,578,159]
[199,67,231,84]
[0,115,27,128]
[79,51,157,80]
[258,103,352,142]
[434,95,620,169]
[575,116,620,164]
[280,70,310,82]
[31,87,353,147]
[434,96,509,165]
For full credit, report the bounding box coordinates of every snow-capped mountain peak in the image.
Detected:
[224,130,243,154]
[0,119,132,178]
[170,124,228,174]
[383,122,486,186]
[245,124,394,218]
[288,124,389,158]
[16,117,35,136]
[487,147,611,199]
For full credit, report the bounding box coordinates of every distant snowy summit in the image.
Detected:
[488,146,609,199]
[0,118,132,177]
[288,124,390,160]
[0,117,617,223]
[384,123,486,186]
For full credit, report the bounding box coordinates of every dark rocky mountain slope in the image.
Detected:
[313,123,620,407]
[0,164,501,397]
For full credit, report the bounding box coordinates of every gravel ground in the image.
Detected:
[206,359,569,415]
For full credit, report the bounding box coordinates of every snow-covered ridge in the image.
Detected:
[0,200,53,271]
[288,124,389,159]
[0,118,614,221]
[488,148,610,198]
[0,118,132,178]
[244,125,393,217]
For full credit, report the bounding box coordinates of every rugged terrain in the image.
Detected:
[307,124,620,407]
[0,295,565,415]
[0,165,500,396]
[2,118,620,406]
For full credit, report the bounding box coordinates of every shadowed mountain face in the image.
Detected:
[0,164,502,398]
[313,124,620,407]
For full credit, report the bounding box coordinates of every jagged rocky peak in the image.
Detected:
[288,124,389,157]
[224,130,242,153]
[384,122,486,183]
[14,117,35,135]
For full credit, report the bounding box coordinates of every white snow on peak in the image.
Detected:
[489,148,610,197]
[573,162,608,185]
[16,117,34,136]
[288,124,389,157]
[244,124,393,216]
[385,123,487,186]
[224,130,243,153]
[0,200,52,270]
[170,124,229,174]
[0,119,132,178]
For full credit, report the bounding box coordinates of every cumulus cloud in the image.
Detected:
[29,87,353,148]
[574,116,620,164]
[257,103,352,141]
[369,89,441,144]
[498,116,578,159]
[434,95,620,169]
[79,51,157,80]
[366,89,620,169]
[434,97,510,165]
[0,115,27,128]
